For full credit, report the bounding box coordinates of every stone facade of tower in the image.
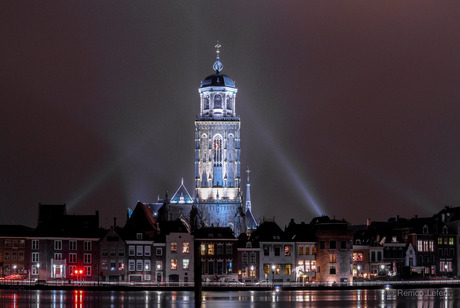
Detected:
[193,46,245,235]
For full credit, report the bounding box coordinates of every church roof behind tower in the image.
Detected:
[170,179,194,204]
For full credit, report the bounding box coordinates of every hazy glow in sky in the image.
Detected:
[2,1,460,227]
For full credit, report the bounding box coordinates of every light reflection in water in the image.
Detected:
[0,288,458,307]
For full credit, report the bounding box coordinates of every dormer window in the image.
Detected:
[392,236,397,243]
[443,225,448,234]
[423,225,429,234]
[136,233,142,240]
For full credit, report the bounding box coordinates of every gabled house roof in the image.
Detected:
[251,221,289,242]
[124,203,158,240]
[285,219,315,242]
[34,204,101,238]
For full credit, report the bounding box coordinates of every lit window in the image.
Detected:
[285,264,291,275]
[144,260,151,271]
[182,243,190,254]
[201,244,206,255]
[183,259,190,270]
[305,247,310,255]
[417,240,423,251]
[330,254,336,263]
[226,260,232,273]
[285,246,291,256]
[275,265,280,275]
[208,244,214,255]
[171,242,177,253]
[171,259,177,270]
[298,246,304,255]
[353,253,363,262]
[119,262,125,271]
[264,264,270,275]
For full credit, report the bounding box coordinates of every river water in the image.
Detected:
[0,288,458,307]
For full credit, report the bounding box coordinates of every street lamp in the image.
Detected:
[37,263,40,281]
[271,265,276,286]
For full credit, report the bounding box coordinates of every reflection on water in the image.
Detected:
[0,288,458,307]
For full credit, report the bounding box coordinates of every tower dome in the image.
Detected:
[200,73,235,88]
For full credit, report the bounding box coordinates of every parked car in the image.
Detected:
[255,279,271,286]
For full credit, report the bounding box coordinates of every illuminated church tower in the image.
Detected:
[194,44,245,233]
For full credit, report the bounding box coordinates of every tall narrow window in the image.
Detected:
[213,136,223,165]
[214,94,222,108]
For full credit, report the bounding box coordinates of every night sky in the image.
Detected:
[2,1,459,228]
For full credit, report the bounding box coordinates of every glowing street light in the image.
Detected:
[271,265,276,286]
[250,265,255,285]
[37,263,40,281]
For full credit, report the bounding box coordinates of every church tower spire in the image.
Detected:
[245,168,252,211]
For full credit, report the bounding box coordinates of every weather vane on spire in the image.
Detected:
[213,41,224,72]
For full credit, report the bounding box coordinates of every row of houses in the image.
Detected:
[1,203,459,284]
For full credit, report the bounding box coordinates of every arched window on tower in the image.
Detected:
[214,94,222,109]
[204,97,209,109]
[213,135,223,166]
[226,96,231,110]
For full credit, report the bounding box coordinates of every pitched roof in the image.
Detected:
[124,203,158,240]
[285,220,315,242]
[170,179,194,204]
[251,221,289,242]
[34,204,101,237]
[0,225,34,237]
